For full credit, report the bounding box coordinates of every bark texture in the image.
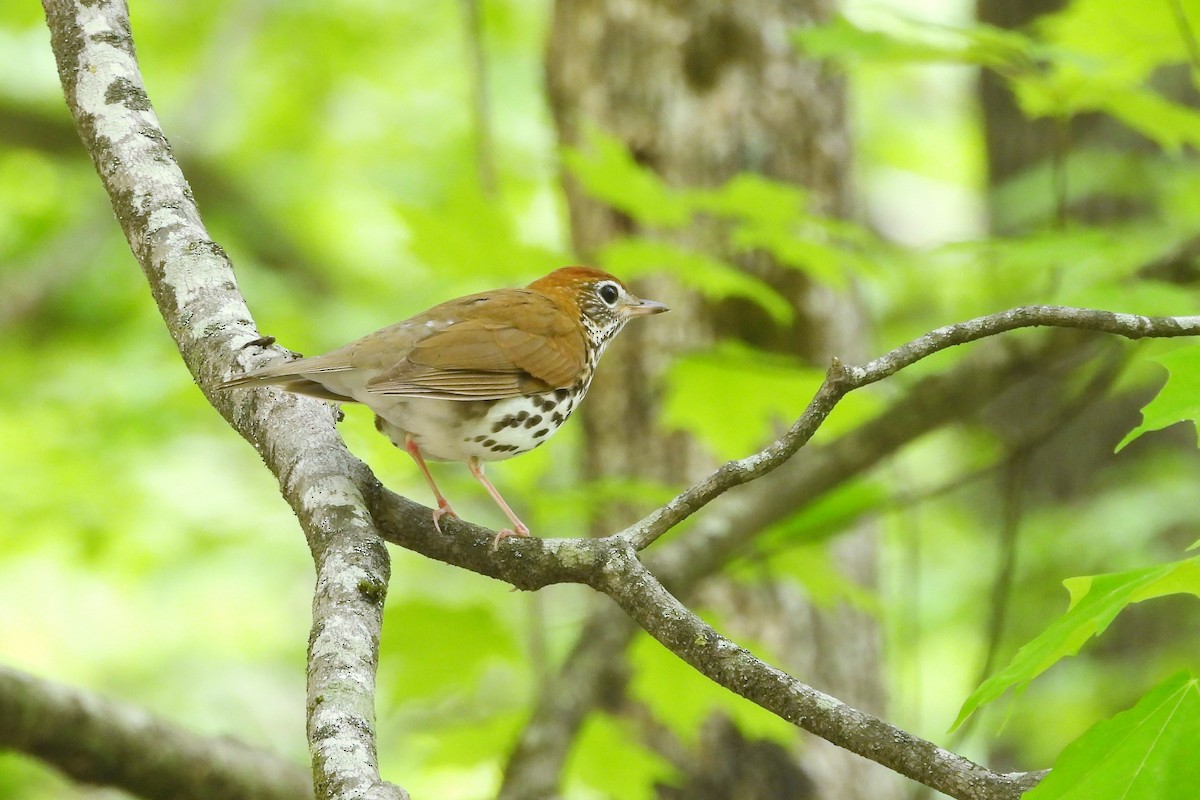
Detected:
[38,3,405,798]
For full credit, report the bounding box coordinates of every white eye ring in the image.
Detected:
[598,281,620,306]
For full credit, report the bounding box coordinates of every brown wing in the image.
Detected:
[365,289,584,400]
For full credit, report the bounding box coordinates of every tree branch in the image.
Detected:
[494,329,1153,795]
[363,498,1047,799]
[373,311,1198,800]
[39,3,404,798]
[619,307,1200,551]
[496,334,1088,798]
[594,550,1047,800]
[0,666,313,800]
[496,331,1104,796]
[36,2,1200,799]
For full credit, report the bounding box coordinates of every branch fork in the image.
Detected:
[35,1,1200,799]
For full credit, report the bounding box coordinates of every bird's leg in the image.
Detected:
[466,457,531,550]
[404,434,457,532]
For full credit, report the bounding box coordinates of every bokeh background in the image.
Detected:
[4,0,1200,797]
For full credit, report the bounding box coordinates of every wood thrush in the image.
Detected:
[222,266,668,547]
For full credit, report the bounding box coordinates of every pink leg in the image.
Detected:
[467,457,530,550]
[404,434,457,532]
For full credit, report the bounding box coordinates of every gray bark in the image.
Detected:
[32,3,1200,800]
[39,3,405,798]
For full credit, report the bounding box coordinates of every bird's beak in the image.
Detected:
[627,298,669,316]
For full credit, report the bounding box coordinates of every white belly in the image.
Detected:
[313,370,584,462]
[373,393,578,462]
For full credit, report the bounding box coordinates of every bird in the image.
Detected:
[221,266,668,548]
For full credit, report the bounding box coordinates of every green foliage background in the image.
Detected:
[3,0,1200,797]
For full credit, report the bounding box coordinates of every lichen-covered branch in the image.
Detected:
[0,666,313,800]
[39,2,405,798]
[35,3,1200,800]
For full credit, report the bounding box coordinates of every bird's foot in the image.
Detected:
[431,502,458,533]
[491,523,530,551]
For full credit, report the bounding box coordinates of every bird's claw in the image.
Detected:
[431,503,458,533]
[490,525,531,551]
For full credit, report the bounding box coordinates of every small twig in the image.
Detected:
[618,307,1200,551]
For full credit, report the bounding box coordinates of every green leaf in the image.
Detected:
[1005,0,1200,150]
[568,137,876,287]
[685,175,860,284]
[568,713,674,798]
[398,188,565,284]
[1119,346,1200,450]
[794,15,950,63]
[795,14,1035,70]
[661,343,824,460]
[730,225,849,287]
[1100,90,1200,153]
[562,130,692,227]
[379,598,520,698]
[1024,671,1200,800]
[952,558,1200,730]
[1037,0,1191,84]
[684,173,810,223]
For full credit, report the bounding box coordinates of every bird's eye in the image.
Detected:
[598,282,620,305]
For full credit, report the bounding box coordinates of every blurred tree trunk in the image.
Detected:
[974,0,1187,493]
[545,2,897,798]
[977,0,1164,231]
[977,0,1066,201]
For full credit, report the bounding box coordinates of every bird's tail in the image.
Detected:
[219,361,354,403]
